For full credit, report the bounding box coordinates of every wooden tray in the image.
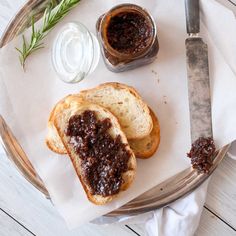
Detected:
[0,0,231,217]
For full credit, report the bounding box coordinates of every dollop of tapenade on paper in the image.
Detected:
[187,137,216,174]
[65,110,131,197]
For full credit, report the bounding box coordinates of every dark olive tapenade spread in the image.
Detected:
[65,110,131,197]
[187,137,216,173]
[107,11,152,54]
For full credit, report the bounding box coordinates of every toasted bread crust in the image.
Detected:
[46,137,66,154]
[54,102,136,205]
[129,108,160,159]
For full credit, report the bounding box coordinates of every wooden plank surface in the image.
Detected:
[0,209,33,236]
[127,224,147,236]
[205,155,236,228]
[195,208,236,236]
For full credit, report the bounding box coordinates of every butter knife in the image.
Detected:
[185,0,213,143]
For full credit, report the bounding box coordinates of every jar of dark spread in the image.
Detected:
[96,4,159,72]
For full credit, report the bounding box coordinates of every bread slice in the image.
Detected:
[79,82,153,139]
[46,95,83,154]
[129,108,160,159]
[54,102,136,205]
[46,82,153,154]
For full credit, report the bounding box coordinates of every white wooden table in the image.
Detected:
[0,1,236,235]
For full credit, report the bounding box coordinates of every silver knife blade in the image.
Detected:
[185,37,213,142]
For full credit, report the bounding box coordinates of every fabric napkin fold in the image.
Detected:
[93,180,209,236]
[0,0,236,232]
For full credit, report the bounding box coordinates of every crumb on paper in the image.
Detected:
[163,95,167,104]
[151,69,158,75]
[151,69,160,83]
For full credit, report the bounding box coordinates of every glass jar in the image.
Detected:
[96,4,159,73]
[52,22,100,83]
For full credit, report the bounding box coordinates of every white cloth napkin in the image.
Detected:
[0,0,236,233]
[96,1,236,235]
[93,180,209,236]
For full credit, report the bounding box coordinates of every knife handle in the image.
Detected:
[185,0,200,34]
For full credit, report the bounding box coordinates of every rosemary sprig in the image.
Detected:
[16,0,81,69]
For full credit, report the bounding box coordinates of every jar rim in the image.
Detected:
[98,3,157,60]
[52,22,99,83]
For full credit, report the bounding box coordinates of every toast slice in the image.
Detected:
[79,82,153,139]
[54,102,136,205]
[129,108,160,159]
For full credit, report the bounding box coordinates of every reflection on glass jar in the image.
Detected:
[52,22,100,83]
[96,4,159,73]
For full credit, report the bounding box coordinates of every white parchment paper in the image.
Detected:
[0,0,236,229]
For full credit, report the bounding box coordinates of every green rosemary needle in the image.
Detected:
[16,0,81,69]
